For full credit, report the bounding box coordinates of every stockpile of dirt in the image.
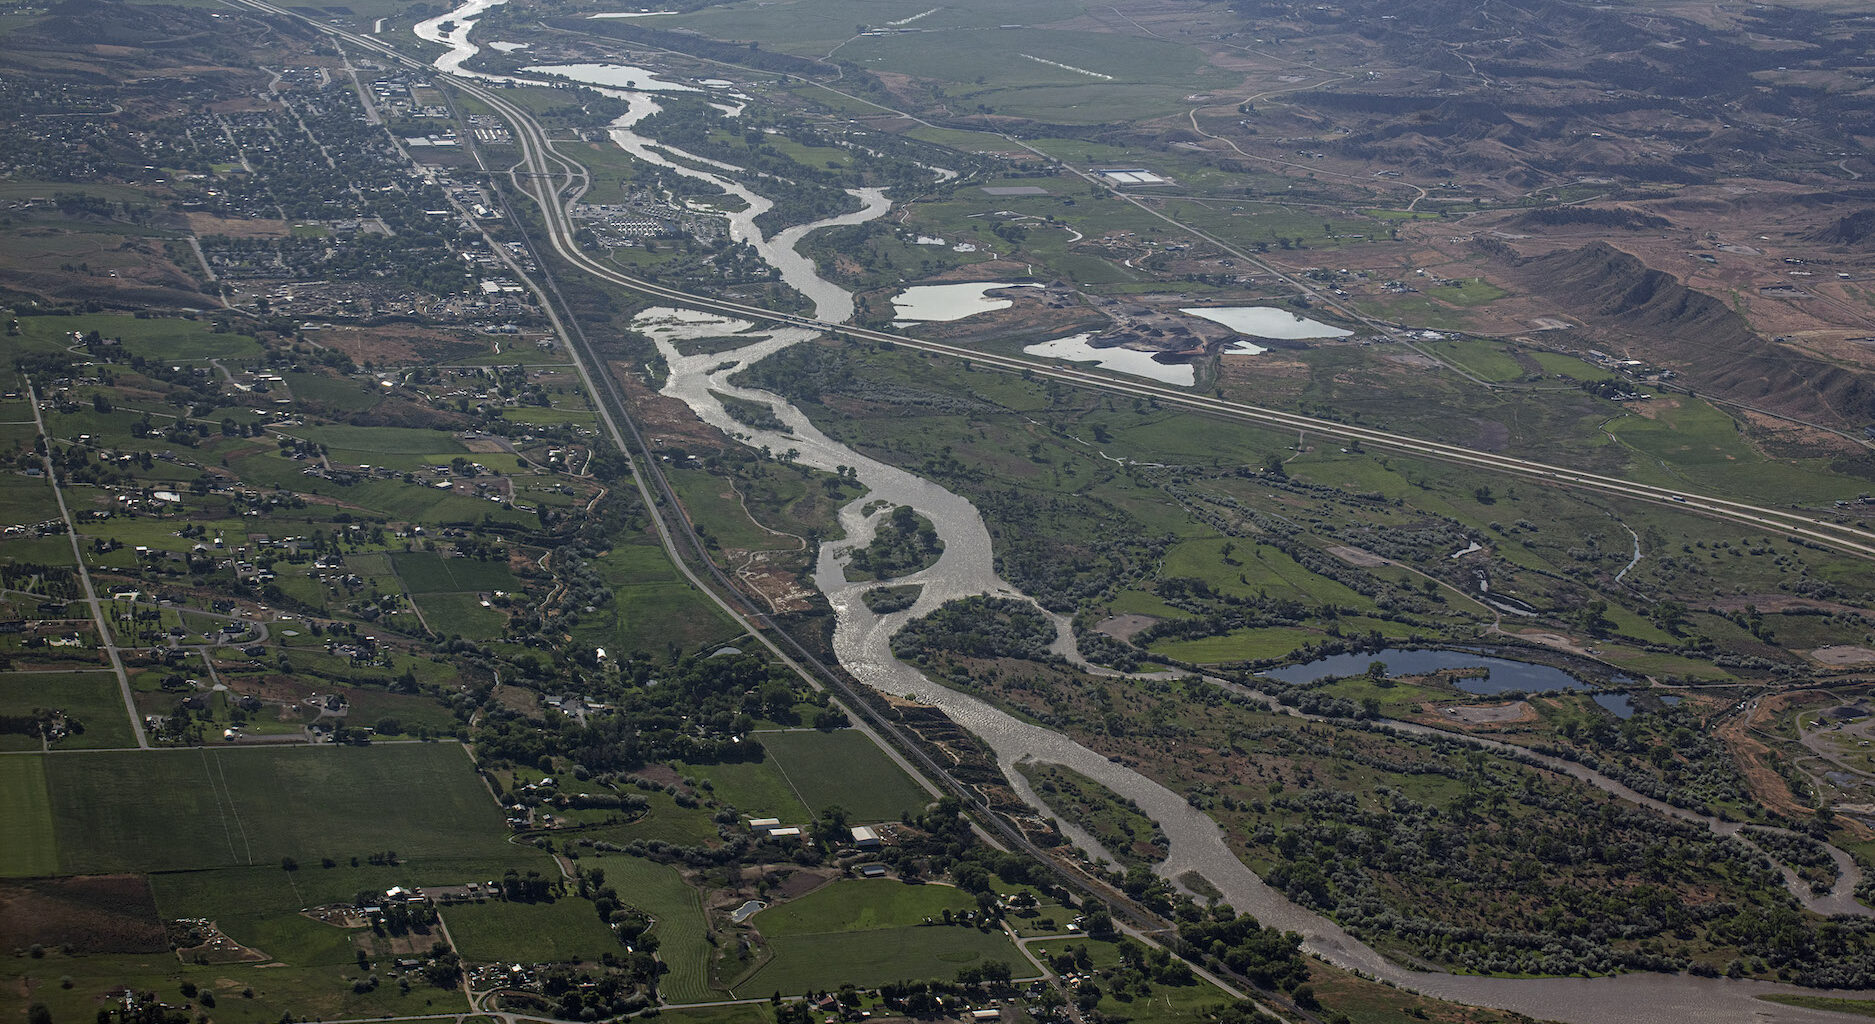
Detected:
[1510,242,1875,428]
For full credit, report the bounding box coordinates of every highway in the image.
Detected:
[456,58,1875,564]
[223,0,1875,566]
[188,7,1875,1020]
[213,0,1258,970]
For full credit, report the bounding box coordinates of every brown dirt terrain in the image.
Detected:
[1095,613,1159,641]
[186,213,290,239]
[1813,646,1875,667]
[1325,545,1389,568]
[0,875,168,953]
[1437,701,1536,726]
[1717,692,1815,821]
[176,919,269,964]
[730,550,816,615]
[315,325,491,366]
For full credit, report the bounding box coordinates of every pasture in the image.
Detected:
[0,757,58,876]
[753,879,974,936]
[393,551,521,593]
[0,671,137,750]
[682,756,811,823]
[16,314,263,362]
[1149,626,1319,665]
[580,854,715,1001]
[755,728,933,821]
[20,743,513,875]
[443,897,622,963]
[741,881,1025,993]
[575,541,740,656]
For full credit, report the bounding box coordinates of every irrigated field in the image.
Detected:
[17,743,513,875]
[581,854,715,1002]
[0,670,138,750]
[0,757,58,876]
[755,729,933,821]
[443,897,621,964]
[739,880,1024,994]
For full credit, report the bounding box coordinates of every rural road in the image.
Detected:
[26,381,149,749]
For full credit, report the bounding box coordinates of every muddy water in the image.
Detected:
[412,0,1875,1012]
[636,298,1875,1021]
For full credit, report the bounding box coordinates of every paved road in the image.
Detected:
[172,9,1875,1019]
[221,0,1875,569]
[463,72,1875,565]
[26,381,149,749]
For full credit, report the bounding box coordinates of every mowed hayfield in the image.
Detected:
[755,729,933,821]
[0,757,59,876]
[1,743,514,876]
[579,854,715,1002]
[392,551,521,593]
[443,897,622,964]
[739,881,1026,994]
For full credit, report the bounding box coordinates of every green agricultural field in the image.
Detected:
[1422,339,1528,383]
[286,370,385,412]
[1604,398,1861,503]
[579,855,714,1002]
[291,424,468,455]
[443,897,622,963]
[0,477,62,528]
[742,881,1023,994]
[500,405,596,426]
[1159,536,1369,608]
[341,687,467,737]
[584,789,724,848]
[682,756,811,822]
[16,314,263,361]
[746,928,1023,994]
[412,593,508,639]
[393,551,521,593]
[754,879,976,936]
[1528,350,1609,379]
[30,743,513,875]
[755,729,933,821]
[669,467,799,552]
[11,948,469,1024]
[1424,278,1509,306]
[0,757,58,876]
[575,541,740,656]
[657,1006,774,1024]
[0,670,137,750]
[1149,626,1319,664]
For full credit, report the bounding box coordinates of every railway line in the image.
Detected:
[226,0,1875,565]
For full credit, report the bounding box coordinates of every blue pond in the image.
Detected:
[1261,648,1585,696]
[1593,693,1636,719]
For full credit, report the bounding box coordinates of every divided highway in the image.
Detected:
[222,0,1875,564]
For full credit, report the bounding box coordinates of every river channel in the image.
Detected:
[415,8,1875,1018]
